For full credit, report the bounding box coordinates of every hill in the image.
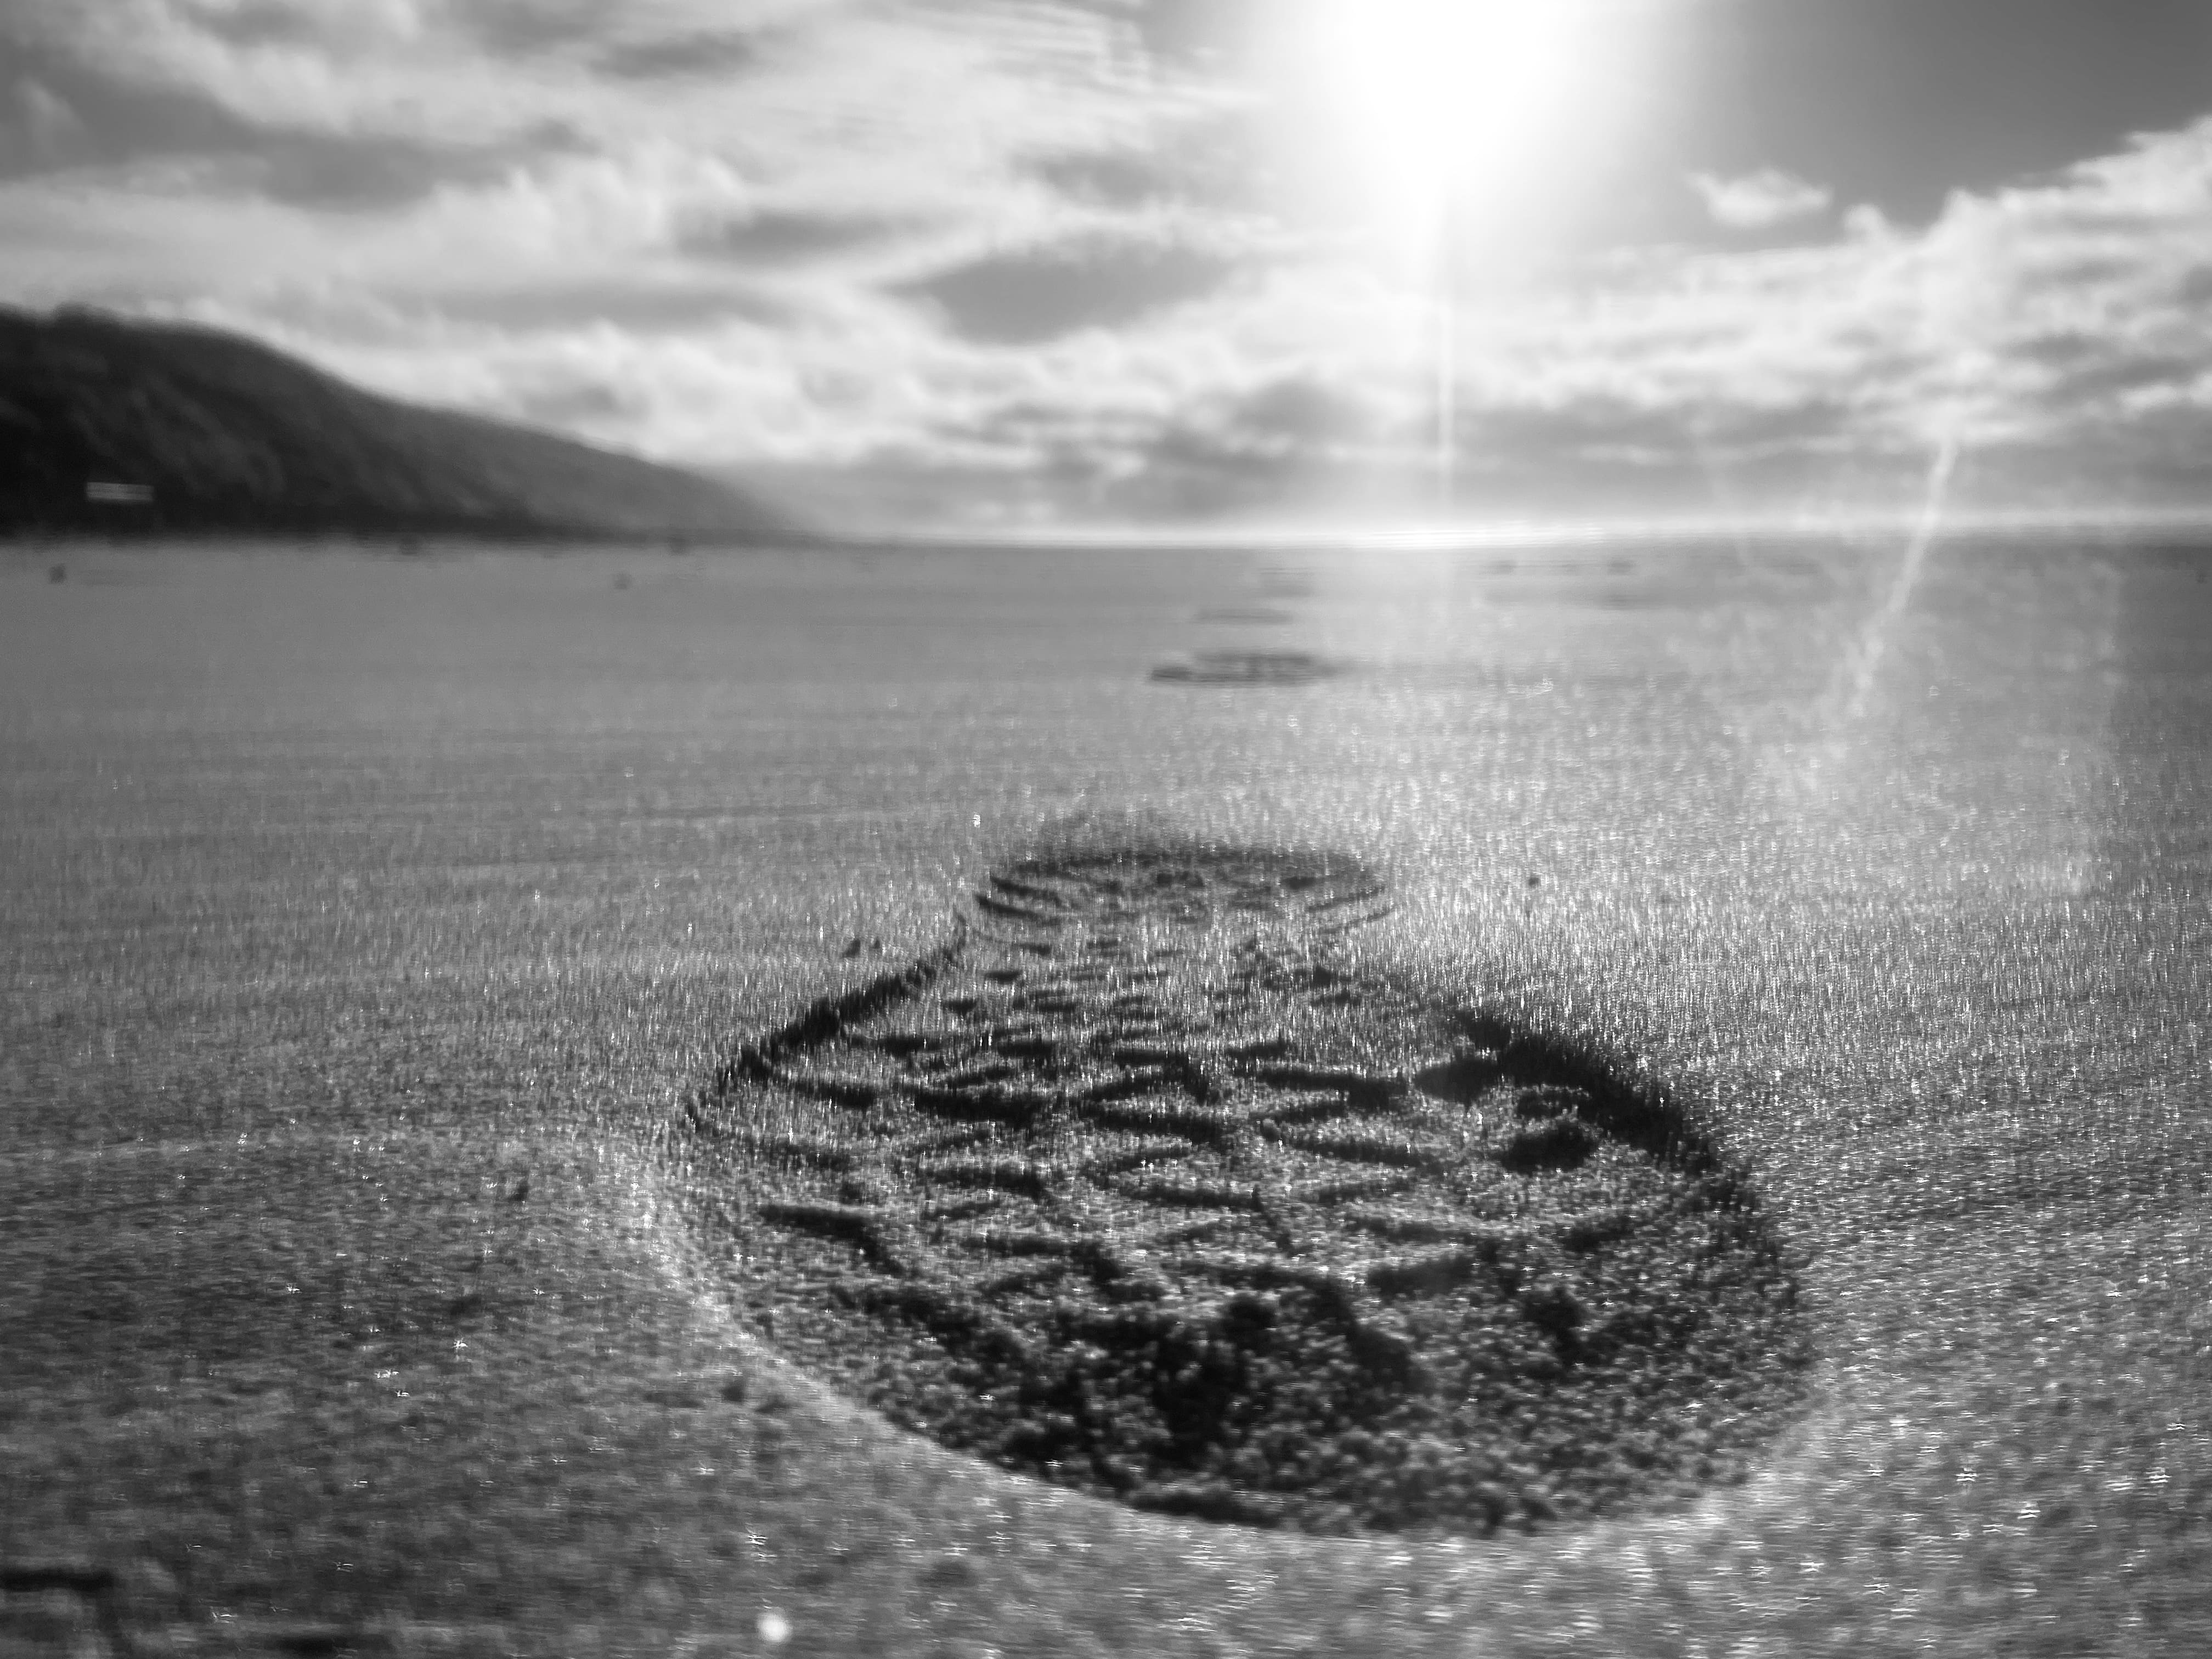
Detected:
[0,306,803,543]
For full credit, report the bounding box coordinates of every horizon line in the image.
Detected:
[823,505,2212,555]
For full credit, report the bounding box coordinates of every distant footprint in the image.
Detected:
[1149,650,1340,686]
[686,833,1809,1534]
[1190,605,1297,625]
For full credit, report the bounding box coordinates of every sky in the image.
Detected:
[5,0,2212,533]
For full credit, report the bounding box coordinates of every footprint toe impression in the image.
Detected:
[688,840,1809,1535]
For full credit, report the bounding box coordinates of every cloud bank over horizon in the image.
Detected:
[5,0,2212,531]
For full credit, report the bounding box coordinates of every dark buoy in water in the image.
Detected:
[48,563,66,583]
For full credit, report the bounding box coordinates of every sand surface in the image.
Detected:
[3,535,2208,1656]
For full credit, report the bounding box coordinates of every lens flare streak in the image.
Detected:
[1842,433,1961,728]
[1787,431,1963,798]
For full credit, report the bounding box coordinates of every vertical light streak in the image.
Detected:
[1434,284,1457,514]
[1839,430,1960,729]
[1686,420,1756,571]
[1786,427,1964,800]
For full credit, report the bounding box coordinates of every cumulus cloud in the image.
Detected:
[1690,167,1835,231]
[895,237,1248,344]
[681,207,915,266]
[5,0,2212,526]
[592,29,764,81]
[5,78,86,160]
[920,115,2212,525]
[1460,122,2212,514]
[1064,0,1260,70]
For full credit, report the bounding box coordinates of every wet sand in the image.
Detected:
[3,535,2207,1656]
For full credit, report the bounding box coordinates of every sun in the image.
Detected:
[1286,0,1649,263]
[1252,1,1668,509]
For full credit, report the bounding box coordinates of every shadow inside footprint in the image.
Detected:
[685,831,1811,1536]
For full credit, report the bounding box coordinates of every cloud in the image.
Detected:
[681,207,912,265]
[182,1,375,50]
[456,0,608,57]
[1028,149,1177,208]
[0,78,80,179]
[1088,375,1388,517]
[0,43,504,210]
[1460,122,2212,512]
[902,114,2212,524]
[594,30,763,81]
[1691,167,1835,230]
[8,1,2212,526]
[1065,0,1259,70]
[894,236,1248,344]
[426,277,794,334]
[1026,118,1260,211]
[5,0,624,144]
[503,375,645,429]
